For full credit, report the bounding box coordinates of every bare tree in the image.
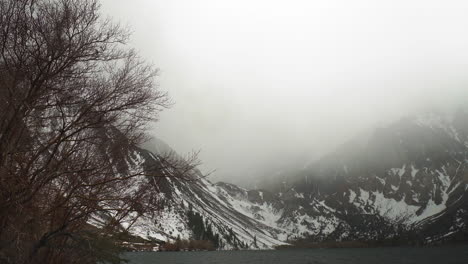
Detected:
[0,1,194,263]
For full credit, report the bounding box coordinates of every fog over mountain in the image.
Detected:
[101,0,468,186]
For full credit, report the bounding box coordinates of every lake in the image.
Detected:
[125,246,468,264]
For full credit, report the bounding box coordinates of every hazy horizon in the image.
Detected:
[101,0,468,186]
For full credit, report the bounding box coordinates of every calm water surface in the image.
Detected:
[125,246,468,264]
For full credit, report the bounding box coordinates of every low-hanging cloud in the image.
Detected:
[101,0,468,186]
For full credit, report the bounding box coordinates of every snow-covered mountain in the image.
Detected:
[257,110,468,244]
[109,146,286,249]
[102,110,468,249]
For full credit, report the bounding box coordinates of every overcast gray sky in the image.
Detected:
[101,0,468,185]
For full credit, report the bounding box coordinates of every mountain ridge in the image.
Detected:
[101,111,468,249]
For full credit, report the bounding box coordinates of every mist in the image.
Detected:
[101,0,468,186]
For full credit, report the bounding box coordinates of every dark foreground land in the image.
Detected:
[125,245,468,264]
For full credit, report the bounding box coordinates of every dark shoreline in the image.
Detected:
[121,240,468,253]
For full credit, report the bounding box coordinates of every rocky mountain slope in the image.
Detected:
[93,145,287,249]
[260,110,468,244]
[94,111,468,249]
